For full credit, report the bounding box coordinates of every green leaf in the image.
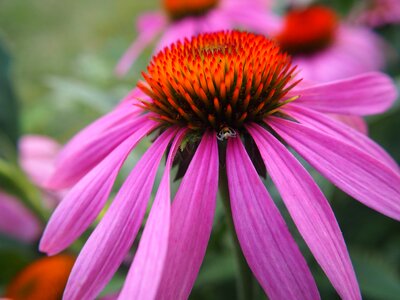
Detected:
[0,234,37,285]
[99,271,126,297]
[0,160,49,222]
[352,250,400,300]
[0,40,19,160]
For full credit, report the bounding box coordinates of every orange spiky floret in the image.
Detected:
[138,31,300,131]
[276,6,338,55]
[163,0,219,20]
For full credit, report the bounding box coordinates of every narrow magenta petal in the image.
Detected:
[330,114,368,135]
[48,113,148,189]
[291,72,397,115]
[39,119,156,255]
[156,131,219,299]
[115,12,166,76]
[284,105,398,170]
[226,137,320,300]
[269,117,400,221]
[63,129,176,300]
[248,124,361,300]
[118,129,186,300]
[56,93,141,164]
[0,191,41,243]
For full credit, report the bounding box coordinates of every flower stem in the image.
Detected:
[219,167,255,300]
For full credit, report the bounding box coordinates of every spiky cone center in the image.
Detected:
[138,31,300,135]
[276,6,338,55]
[163,0,219,20]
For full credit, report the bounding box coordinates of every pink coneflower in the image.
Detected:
[115,0,280,76]
[273,5,386,82]
[41,31,399,300]
[350,0,400,28]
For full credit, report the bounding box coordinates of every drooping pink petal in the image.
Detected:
[291,72,397,115]
[118,129,186,300]
[329,114,368,135]
[0,191,41,243]
[63,128,176,300]
[284,105,398,170]
[48,113,150,189]
[248,124,361,300]
[115,12,167,76]
[226,137,320,300]
[268,117,400,221]
[40,119,157,255]
[156,131,219,299]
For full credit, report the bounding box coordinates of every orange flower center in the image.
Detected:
[5,255,75,300]
[138,31,300,133]
[163,0,219,20]
[276,6,338,55]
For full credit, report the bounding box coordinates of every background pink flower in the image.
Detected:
[273,5,386,82]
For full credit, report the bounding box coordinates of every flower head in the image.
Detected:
[41,31,399,300]
[273,5,386,82]
[138,31,299,131]
[276,6,338,55]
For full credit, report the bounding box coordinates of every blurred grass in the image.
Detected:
[0,0,157,139]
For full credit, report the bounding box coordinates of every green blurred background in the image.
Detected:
[0,0,399,299]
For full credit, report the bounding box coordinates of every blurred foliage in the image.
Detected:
[0,41,19,160]
[0,0,399,299]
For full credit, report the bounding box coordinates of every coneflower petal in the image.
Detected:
[328,114,367,135]
[248,123,361,300]
[156,131,218,300]
[269,117,400,221]
[48,113,149,189]
[115,12,166,76]
[291,72,397,115]
[39,118,157,255]
[62,128,176,300]
[284,105,398,170]
[226,136,320,300]
[118,129,186,300]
